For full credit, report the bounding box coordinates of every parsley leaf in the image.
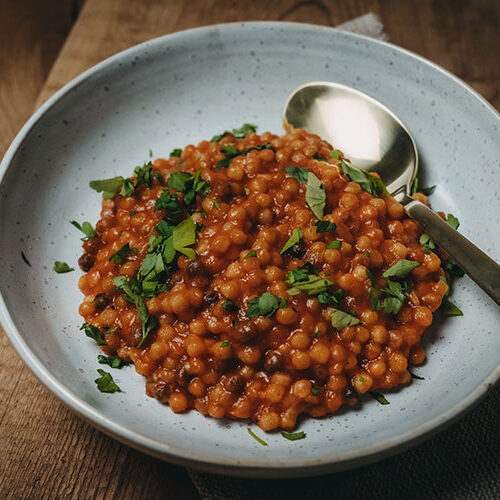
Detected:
[154,191,183,222]
[170,148,182,157]
[285,165,309,183]
[245,251,257,258]
[211,123,257,142]
[329,149,342,159]
[311,387,320,395]
[312,152,326,161]
[113,276,157,347]
[89,176,125,199]
[330,308,360,329]
[327,240,342,249]
[286,262,319,283]
[382,259,420,278]
[370,392,390,405]
[286,274,334,296]
[98,354,131,369]
[317,289,344,306]
[217,143,274,168]
[134,162,164,188]
[71,220,96,239]
[446,213,460,230]
[173,218,196,259]
[94,369,121,393]
[280,228,303,255]
[340,161,389,197]
[281,431,306,441]
[444,261,465,277]
[245,292,286,318]
[247,428,267,446]
[305,171,326,220]
[222,298,239,311]
[80,323,115,346]
[109,243,131,265]
[441,297,463,316]
[314,220,336,233]
[53,261,74,273]
[410,177,436,196]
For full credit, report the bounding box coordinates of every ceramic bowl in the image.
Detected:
[0,22,499,478]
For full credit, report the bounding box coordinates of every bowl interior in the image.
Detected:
[0,23,499,476]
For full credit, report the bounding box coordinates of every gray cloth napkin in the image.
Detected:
[188,14,500,499]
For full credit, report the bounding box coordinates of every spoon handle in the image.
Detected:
[401,196,500,307]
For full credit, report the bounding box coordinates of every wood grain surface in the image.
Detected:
[0,0,498,498]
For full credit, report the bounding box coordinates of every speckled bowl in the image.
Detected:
[0,22,499,478]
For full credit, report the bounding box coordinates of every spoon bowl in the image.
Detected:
[284,81,500,306]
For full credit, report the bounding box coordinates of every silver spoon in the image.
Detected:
[284,81,500,307]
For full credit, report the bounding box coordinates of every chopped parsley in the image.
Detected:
[88,176,126,199]
[330,307,360,329]
[314,331,322,338]
[170,148,182,157]
[21,251,32,267]
[312,152,326,161]
[221,298,239,311]
[211,123,257,142]
[314,220,336,233]
[440,297,463,317]
[70,220,96,239]
[410,177,436,196]
[98,354,131,369]
[340,161,389,197]
[130,211,138,216]
[80,323,115,346]
[166,169,210,206]
[311,387,320,396]
[94,369,121,393]
[285,165,309,183]
[327,240,342,250]
[305,171,326,220]
[281,431,306,441]
[329,149,342,159]
[382,259,420,278]
[53,261,74,273]
[217,142,274,168]
[247,428,268,446]
[212,199,220,209]
[280,228,303,255]
[109,243,131,265]
[220,341,229,347]
[245,292,286,318]
[370,392,390,405]
[244,251,257,258]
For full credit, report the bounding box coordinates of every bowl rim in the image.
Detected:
[1,21,499,478]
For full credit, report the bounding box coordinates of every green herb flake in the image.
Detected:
[53,261,74,273]
[305,171,326,220]
[281,431,306,441]
[311,387,320,396]
[217,142,274,168]
[109,243,131,265]
[314,331,322,338]
[329,149,342,159]
[441,297,463,317]
[130,211,138,216]
[382,259,420,278]
[98,354,131,369]
[80,323,115,346]
[340,161,389,197]
[212,199,220,209]
[70,220,96,239]
[362,251,371,257]
[247,428,268,446]
[330,307,360,329]
[170,148,182,158]
[327,240,342,250]
[222,298,239,311]
[21,251,32,267]
[312,152,326,161]
[245,292,287,318]
[446,213,460,230]
[231,123,257,138]
[314,220,336,233]
[220,341,229,347]
[89,176,125,199]
[280,228,303,255]
[444,261,465,277]
[245,251,257,258]
[286,274,334,296]
[370,392,390,405]
[94,369,121,393]
[285,165,310,183]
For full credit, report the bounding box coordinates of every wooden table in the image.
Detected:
[0,1,498,497]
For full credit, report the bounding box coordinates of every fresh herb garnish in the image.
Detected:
[286,274,333,296]
[222,298,239,311]
[113,276,157,346]
[154,191,183,222]
[70,220,96,239]
[109,243,131,265]
[314,331,322,338]
[80,323,115,346]
[312,152,326,161]
[281,431,306,441]
[220,341,229,347]
[21,251,32,267]
[441,297,463,317]
[166,169,210,206]
[212,199,220,209]
[211,123,257,142]
[130,211,138,216]
[94,369,121,393]
[410,177,436,196]
[98,354,131,369]
[330,307,360,329]
[340,161,389,197]
[370,392,390,405]
[314,220,336,233]
[280,228,303,255]
[217,143,274,168]
[53,261,74,273]
[327,240,342,249]
[244,251,257,258]
[89,176,126,199]
[311,387,320,396]
[305,171,326,220]
[409,371,425,380]
[170,148,182,158]
[446,213,460,230]
[285,165,309,183]
[247,428,268,446]
[245,292,286,318]
[444,261,465,277]
[382,259,420,278]
[329,149,342,159]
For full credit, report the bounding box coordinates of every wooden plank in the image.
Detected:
[1,0,499,498]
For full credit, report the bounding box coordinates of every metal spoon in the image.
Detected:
[284,81,500,306]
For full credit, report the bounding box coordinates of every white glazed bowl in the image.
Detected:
[0,22,499,478]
